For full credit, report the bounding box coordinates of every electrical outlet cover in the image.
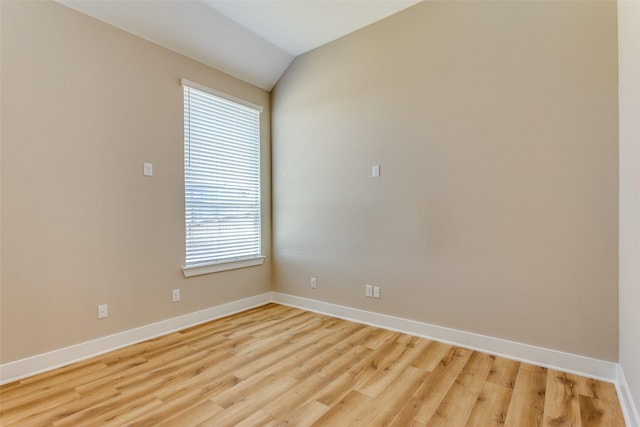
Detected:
[98,304,108,319]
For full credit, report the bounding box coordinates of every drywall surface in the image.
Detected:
[272,1,619,360]
[619,0,640,416]
[0,0,271,363]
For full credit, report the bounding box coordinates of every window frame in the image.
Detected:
[181,79,265,277]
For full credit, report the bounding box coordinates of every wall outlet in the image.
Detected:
[172,289,180,302]
[98,304,108,319]
[373,286,381,299]
[365,284,373,298]
[310,277,317,289]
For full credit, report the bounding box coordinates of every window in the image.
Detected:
[181,79,264,277]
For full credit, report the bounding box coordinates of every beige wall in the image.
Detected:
[0,0,623,370]
[619,0,640,415]
[0,1,271,363]
[272,1,619,360]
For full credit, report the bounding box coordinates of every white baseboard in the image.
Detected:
[272,292,618,383]
[617,364,640,427]
[0,290,625,403]
[0,293,272,385]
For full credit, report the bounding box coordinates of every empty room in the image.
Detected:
[1,0,639,425]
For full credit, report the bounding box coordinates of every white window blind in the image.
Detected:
[182,80,262,269]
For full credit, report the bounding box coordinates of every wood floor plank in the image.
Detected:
[504,363,547,427]
[222,306,306,339]
[52,392,163,426]
[485,356,520,389]
[389,347,472,426]
[91,396,165,427]
[132,374,241,425]
[465,381,513,426]
[1,389,83,426]
[415,347,474,424]
[351,365,430,426]
[311,390,373,426]
[312,338,400,407]
[97,332,184,366]
[262,338,373,416]
[0,361,108,406]
[239,311,317,341]
[276,399,329,426]
[577,375,621,404]
[411,340,455,372]
[262,373,330,419]
[425,351,495,426]
[0,304,626,427]
[290,325,380,381]
[2,386,122,427]
[233,409,279,427]
[203,374,298,426]
[357,337,431,398]
[156,400,224,427]
[231,318,336,380]
[364,328,398,350]
[543,370,581,426]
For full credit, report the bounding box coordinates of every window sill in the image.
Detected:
[182,256,265,277]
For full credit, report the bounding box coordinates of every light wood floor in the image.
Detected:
[0,303,625,426]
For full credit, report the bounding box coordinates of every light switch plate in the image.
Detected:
[143,163,153,176]
[373,286,381,299]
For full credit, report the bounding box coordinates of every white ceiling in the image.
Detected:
[56,0,420,91]
[205,0,420,57]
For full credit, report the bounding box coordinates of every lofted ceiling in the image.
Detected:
[56,0,420,91]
